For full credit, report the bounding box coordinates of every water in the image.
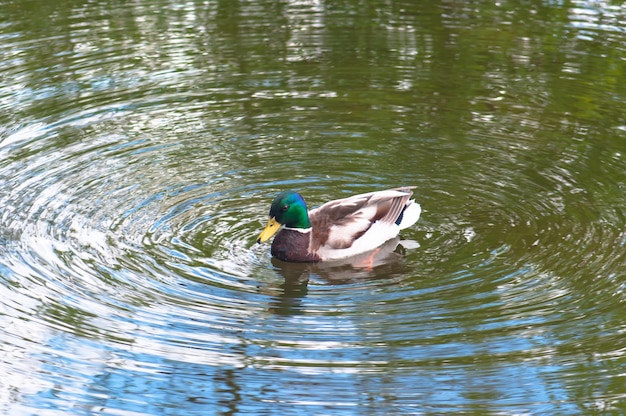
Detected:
[2,0,626,414]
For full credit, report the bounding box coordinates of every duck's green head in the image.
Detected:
[257,191,311,243]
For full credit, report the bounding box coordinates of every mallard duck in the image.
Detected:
[257,187,421,262]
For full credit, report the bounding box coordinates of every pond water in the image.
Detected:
[1,0,626,414]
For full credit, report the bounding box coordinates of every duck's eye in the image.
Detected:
[282,204,289,212]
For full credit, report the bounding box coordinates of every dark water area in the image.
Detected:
[1,0,626,414]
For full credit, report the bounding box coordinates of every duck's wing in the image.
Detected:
[308,187,416,251]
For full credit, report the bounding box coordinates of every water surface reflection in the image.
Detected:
[1,0,626,414]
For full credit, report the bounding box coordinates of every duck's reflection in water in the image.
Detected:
[268,238,418,315]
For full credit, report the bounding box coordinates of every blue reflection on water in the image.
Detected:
[21,311,580,415]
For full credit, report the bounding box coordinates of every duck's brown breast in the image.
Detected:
[271,229,321,262]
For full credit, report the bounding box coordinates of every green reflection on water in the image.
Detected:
[2,0,626,414]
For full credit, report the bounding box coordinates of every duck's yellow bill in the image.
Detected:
[257,217,281,243]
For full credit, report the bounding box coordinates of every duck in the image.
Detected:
[257,187,421,262]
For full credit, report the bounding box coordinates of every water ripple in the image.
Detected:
[2,0,626,414]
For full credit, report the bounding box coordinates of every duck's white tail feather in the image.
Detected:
[398,200,421,230]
